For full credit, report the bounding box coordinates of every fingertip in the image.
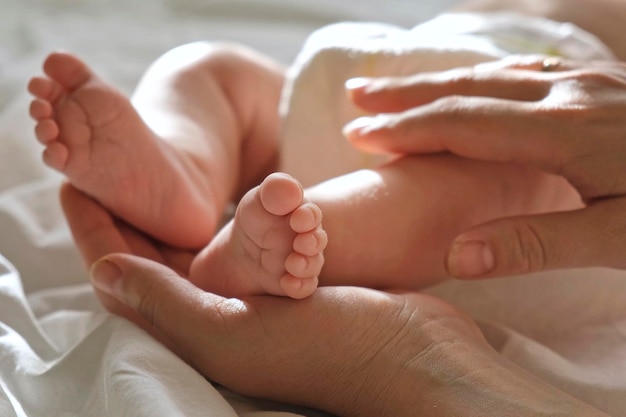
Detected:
[342,116,375,138]
[342,116,398,155]
[345,77,374,102]
[446,240,495,279]
[345,77,373,91]
[90,258,124,299]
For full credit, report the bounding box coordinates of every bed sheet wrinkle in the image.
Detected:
[0,251,242,416]
[0,255,59,362]
[0,179,86,293]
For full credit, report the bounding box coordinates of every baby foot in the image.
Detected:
[28,52,217,248]
[190,173,327,299]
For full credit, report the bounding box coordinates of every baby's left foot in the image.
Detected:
[190,173,326,299]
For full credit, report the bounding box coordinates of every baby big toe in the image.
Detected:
[259,173,304,216]
[43,52,91,91]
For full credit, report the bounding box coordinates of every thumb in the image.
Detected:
[89,253,234,359]
[446,199,626,278]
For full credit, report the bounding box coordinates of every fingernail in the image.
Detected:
[342,116,375,136]
[345,77,372,90]
[90,258,123,297]
[343,114,395,137]
[447,240,495,278]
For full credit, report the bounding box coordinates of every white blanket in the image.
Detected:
[1,0,625,416]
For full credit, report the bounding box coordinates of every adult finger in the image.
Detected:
[446,197,626,278]
[345,73,626,199]
[60,183,131,265]
[89,253,238,366]
[60,184,178,328]
[344,96,563,168]
[346,67,550,113]
[345,54,571,112]
[60,183,170,264]
[345,54,592,113]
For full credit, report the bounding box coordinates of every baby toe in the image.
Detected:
[290,203,322,233]
[28,77,63,103]
[30,99,53,120]
[35,119,60,144]
[285,252,324,279]
[280,274,318,299]
[293,228,327,256]
[42,142,69,171]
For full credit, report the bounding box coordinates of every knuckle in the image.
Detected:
[430,95,468,115]
[509,54,550,69]
[570,68,625,88]
[445,70,475,91]
[552,70,626,105]
[505,221,548,274]
[135,281,160,328]
[534,101,625,191]
[531,105,594,166]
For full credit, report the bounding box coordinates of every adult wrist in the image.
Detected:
[331,304,487,417]
[371,324,609,417]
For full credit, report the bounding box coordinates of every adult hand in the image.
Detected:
[60,182,197,328]
[61,183,608,417]
[344,55,626,279]
[59,183,480,416]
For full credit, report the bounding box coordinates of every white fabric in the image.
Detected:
[1,1,625,416]
[280,13,614,186]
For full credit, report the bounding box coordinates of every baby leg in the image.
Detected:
[190,153,580,297]
[28,43,284,248]
[306,153,581,290]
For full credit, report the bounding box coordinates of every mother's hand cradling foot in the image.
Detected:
[61,183,608,417]
[58,183,482,416]
[344,55,626,278]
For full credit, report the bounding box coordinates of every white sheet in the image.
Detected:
[1,0,625,416]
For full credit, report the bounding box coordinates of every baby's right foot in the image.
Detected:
[28,52,218,248]
[190,173,327,299]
